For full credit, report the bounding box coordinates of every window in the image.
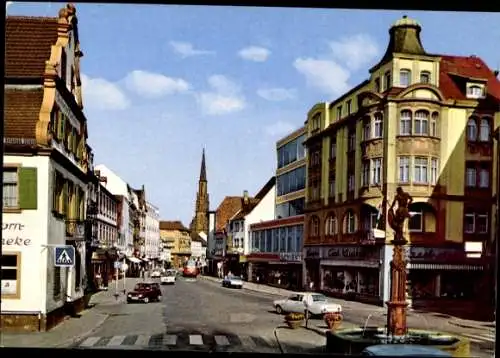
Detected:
[414,110,429,135]
[374,77,380,93]
[467,85,483,98]
[60,49,67,81]
[400,110,412,135]
[408,211,423,232]
[53,266,61,298]
[384,71,391,90]
[398,157,410,183]
[329,177,336,198]
[348,174,355,192]
[479,168,489,188]
[479,118,490,141]
[420,71,430,84]
[3,168,18,209]
[363,120,371,141]
[430,112,439,137]
[348,130,356,152]
[399,69,411,87]
[464,213,475,233]
[430,158,439,185]
[467,118,478,141]
[371,158,382,185]
[1,253,21,298]
[345,211,356,234]
[466,167,477,187]
[373,113,383,138]
[325,216,337,236]
[312,113,321,131]
[330,138,336,159]
[477,214,488,234]
[414,157,428,183]
[336,106,342,120]
[361,161,370,187]
[310,216,320,237]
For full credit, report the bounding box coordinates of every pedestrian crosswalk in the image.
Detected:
[460,332,495,345]
[73,332,280,352]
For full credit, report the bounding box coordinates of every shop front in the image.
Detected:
[91,248,118,288]
[407,245,490,320]
[303,246,321,291]
[319,245,383,305]
[267,252,303,290]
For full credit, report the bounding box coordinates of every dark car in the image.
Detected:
[127,282,162,303]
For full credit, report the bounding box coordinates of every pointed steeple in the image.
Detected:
[199,148,207,182]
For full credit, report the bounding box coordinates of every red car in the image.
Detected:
[183,260,199,278]
[127,282,162,303]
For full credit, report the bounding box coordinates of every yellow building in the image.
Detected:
[159,221,191,268]
[303,16,500,320]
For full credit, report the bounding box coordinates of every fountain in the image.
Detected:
[325,188,470,356]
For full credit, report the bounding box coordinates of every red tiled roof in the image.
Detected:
[438,55,500,104]
[159,221,189,232]
[215,196,243,232]
[4,88,44,140]
[5,16,59,78]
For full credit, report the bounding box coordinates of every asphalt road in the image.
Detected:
[71,276,325,352]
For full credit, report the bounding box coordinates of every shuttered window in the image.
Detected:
[18,167,38,210]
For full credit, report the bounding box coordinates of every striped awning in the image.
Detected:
[408,263,483,271]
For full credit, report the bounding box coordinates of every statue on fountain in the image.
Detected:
[388,187,413,242]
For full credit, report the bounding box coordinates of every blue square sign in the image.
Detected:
[54,246,75,267]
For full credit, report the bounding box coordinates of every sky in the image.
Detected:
[6,3,500,226]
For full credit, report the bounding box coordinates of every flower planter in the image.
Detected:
[285,319,303,329]
[324,312,343,331]
[285,313,305,330]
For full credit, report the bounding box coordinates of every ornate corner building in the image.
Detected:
[302,16,500,320]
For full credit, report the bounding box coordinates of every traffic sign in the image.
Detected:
[114,261,121,269]
[54,245,75,267]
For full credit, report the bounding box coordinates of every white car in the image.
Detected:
[151,270,161,278]
[160,270,176,285]
[222,275,243,289]
[273,292,342,317]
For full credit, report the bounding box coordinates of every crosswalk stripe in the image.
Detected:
[238,335,257,349]
[214,335,230,346]
[134,335,151,346]
[80,337,101,347]
[163,334,177,346]
[107,335,126,346]
[189,334,204,345]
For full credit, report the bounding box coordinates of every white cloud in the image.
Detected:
[80,73,130,111]
[293,58,350,98]
[264,121,297,137]
[124,70,191,98]
[257,87,297,101]
[197,75,246,116]
[169,41,215,58]
[238,46,271,62]
[329,34,379,71]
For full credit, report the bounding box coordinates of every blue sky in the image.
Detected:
[7,3,500,225]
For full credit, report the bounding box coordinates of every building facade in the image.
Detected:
[145,201,160,263]
[247,127,307,290]
[2,5,91,331]
[159,221,191,268]
[303,16,500,318]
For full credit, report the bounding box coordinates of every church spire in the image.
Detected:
[199,148,207,182]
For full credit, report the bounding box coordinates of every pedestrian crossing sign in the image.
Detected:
[54,246,75,267]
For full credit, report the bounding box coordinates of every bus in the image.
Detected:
[183,259,199,278]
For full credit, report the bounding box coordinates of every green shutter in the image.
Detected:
[19,167,38,210]
[63,181,68,217]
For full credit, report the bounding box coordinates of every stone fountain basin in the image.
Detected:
[325,327,470,357]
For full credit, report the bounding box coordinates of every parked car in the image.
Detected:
[273,292,342,317]
[151,269,161,278]
[222,275,243,289]
[127,282,162,303]
[361,344,452,356]
[161,270,177,285]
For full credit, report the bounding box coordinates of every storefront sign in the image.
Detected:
[279,252,302,262]
[409,247,466,262]
[304,247,321,259]
[2,222,32,247]
[324,246,380,260]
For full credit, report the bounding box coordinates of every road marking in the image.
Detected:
[238,335,257,348]
[214,335,230,346]
[107,335,126,346]
[163,334,177,345]
[189,334,204,345]
[134,335,151,346]
[79,336,101,347]
[461,332,495,343]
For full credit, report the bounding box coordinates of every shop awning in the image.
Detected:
[127,256,142,264]
[408,263,483,271]
[320,260,380,268]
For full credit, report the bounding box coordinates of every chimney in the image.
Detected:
[243,190,249,205]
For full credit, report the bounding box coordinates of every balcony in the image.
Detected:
[66,219,85,240]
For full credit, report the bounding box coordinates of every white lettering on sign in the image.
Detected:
[2,223,32,247]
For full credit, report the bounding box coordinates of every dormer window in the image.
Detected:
[374,78,380,93]
[336,106,342,120]
[399,69,412,87]
[467,85,484,98]
[384,71,392,91]
[420,71,431,84]
[311,113,321,131]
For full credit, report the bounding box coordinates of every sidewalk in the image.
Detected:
[0,277,143,348]
[200,275,495,334]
